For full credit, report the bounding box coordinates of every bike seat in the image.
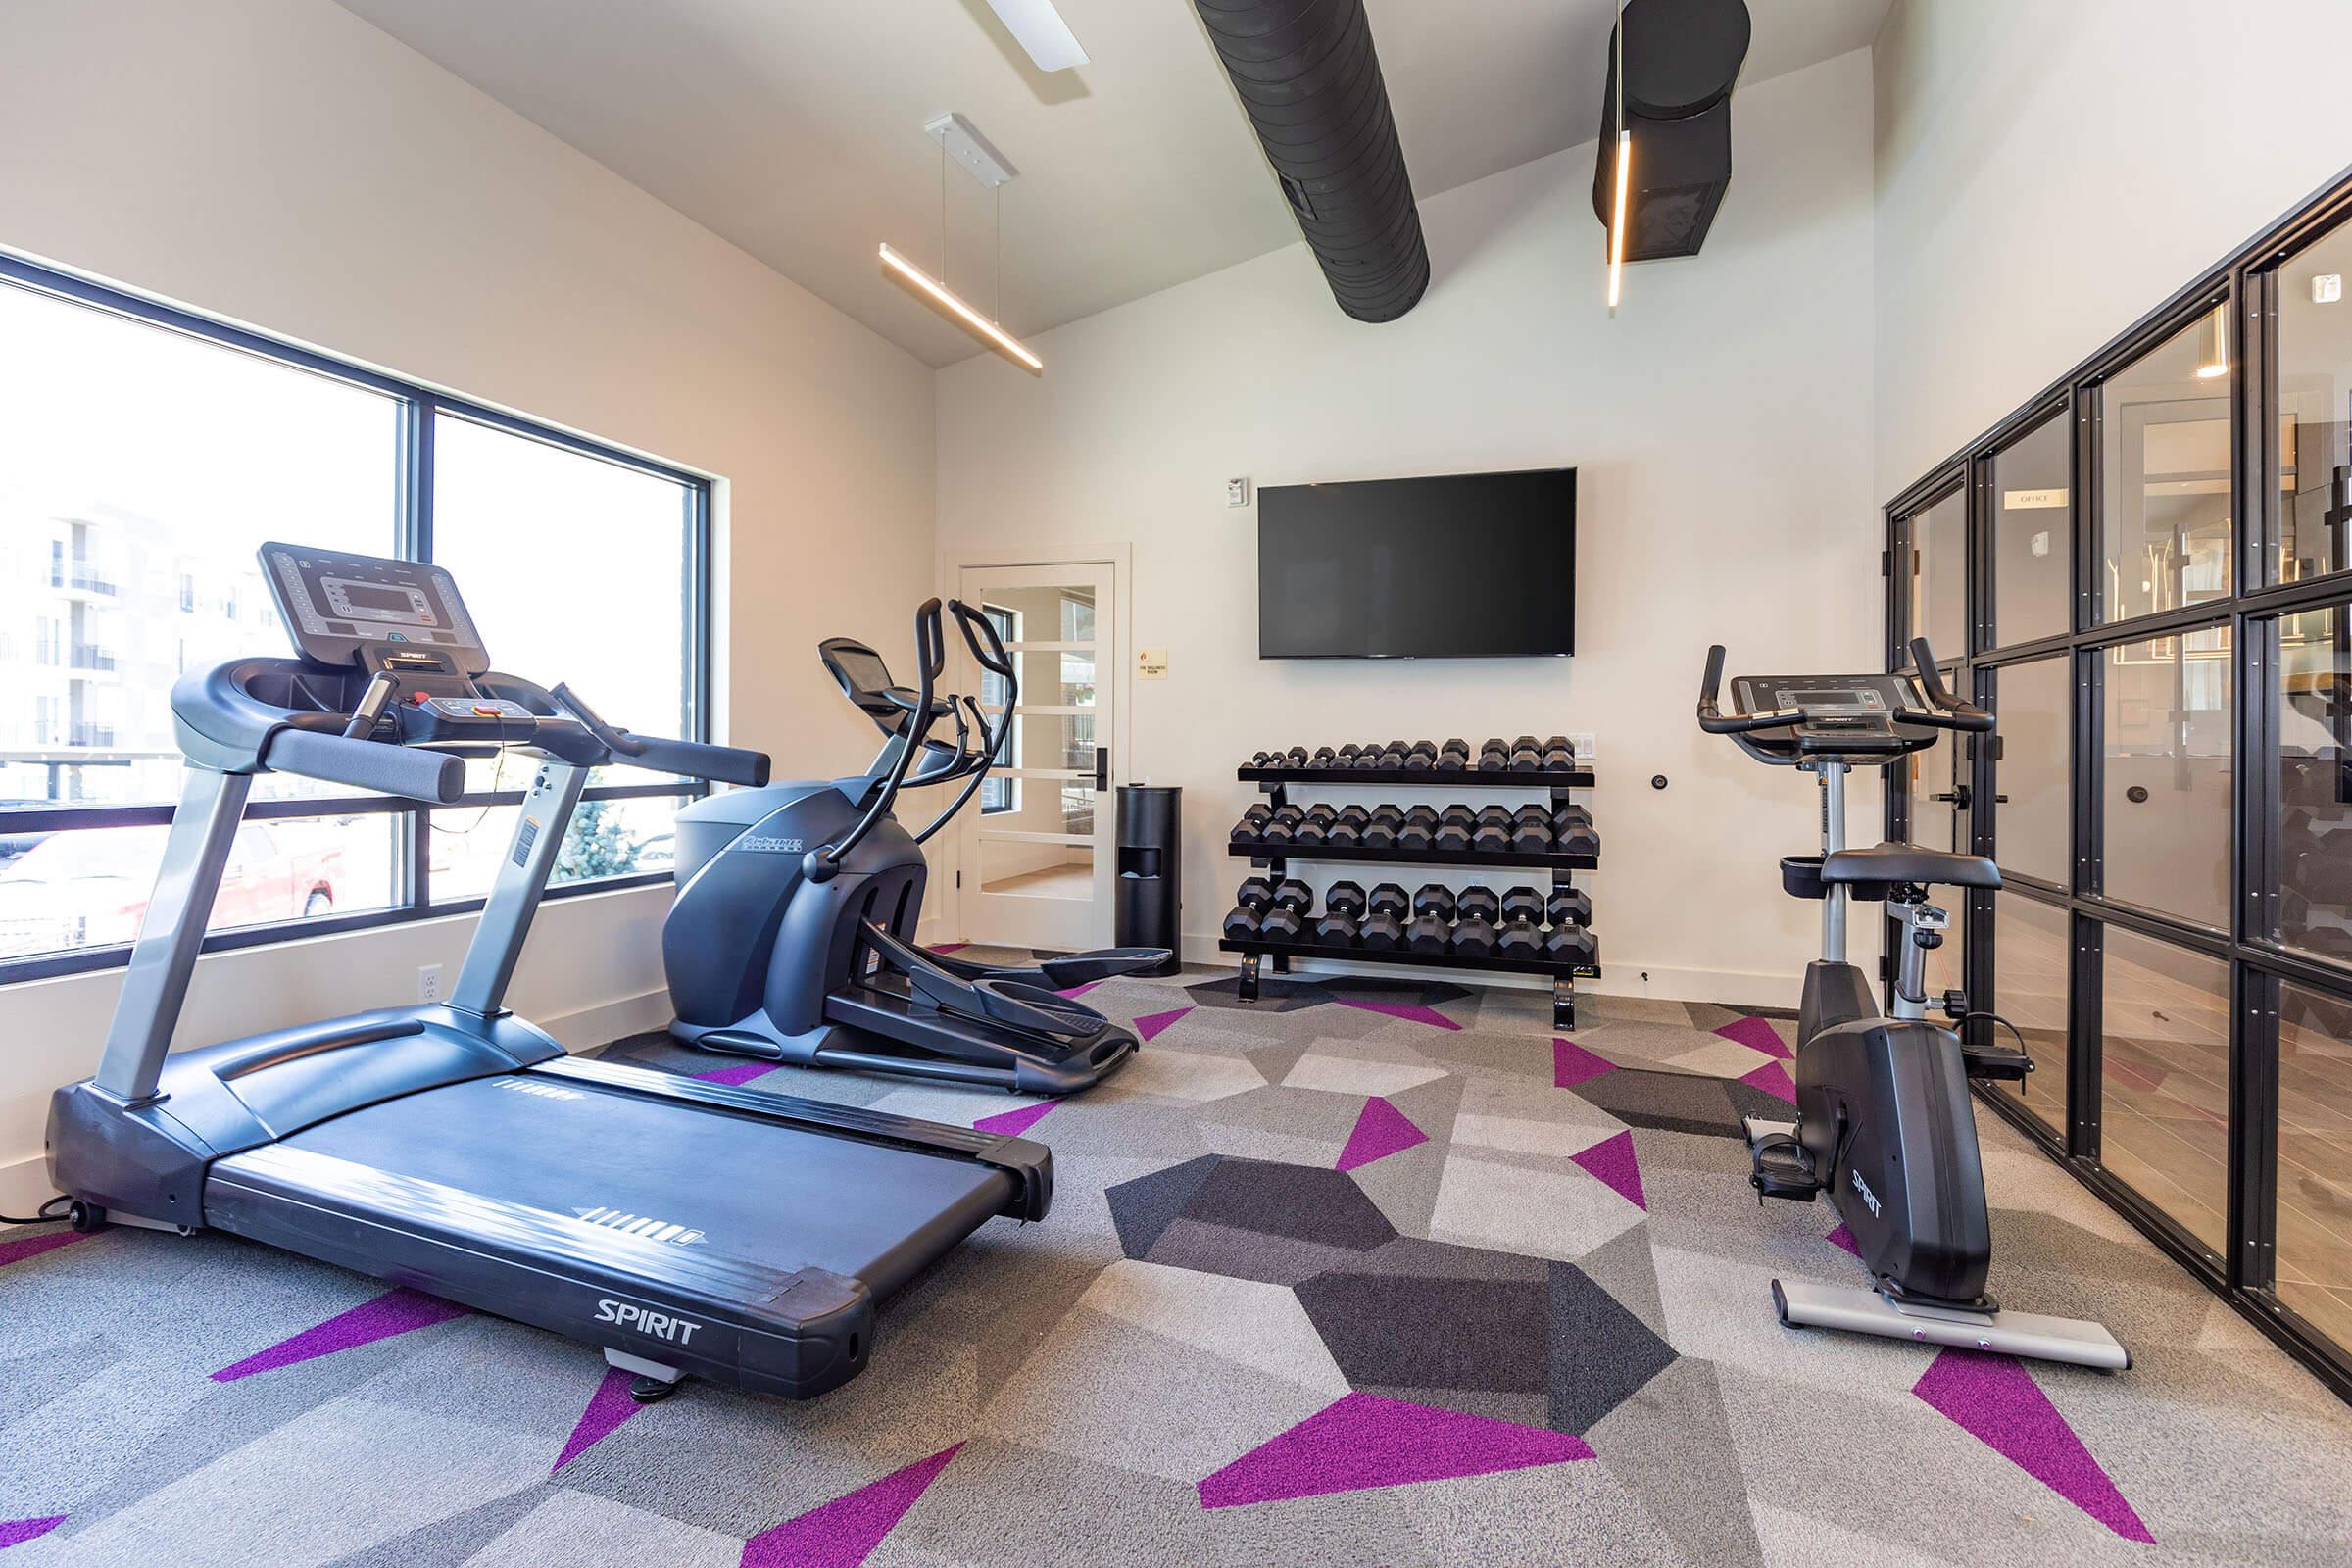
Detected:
[1820,844,2001,890]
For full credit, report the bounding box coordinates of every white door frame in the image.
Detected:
[930,543,1133,948]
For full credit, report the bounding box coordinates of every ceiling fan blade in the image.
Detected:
[984,0,1089,72]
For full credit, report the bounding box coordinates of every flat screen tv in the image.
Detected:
[1257,467,1576,659]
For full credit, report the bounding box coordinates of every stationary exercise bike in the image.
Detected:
[664,596,1165,1095]
[1698,639,2128,1369]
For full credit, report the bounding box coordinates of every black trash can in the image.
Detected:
[1115,785,1183,976]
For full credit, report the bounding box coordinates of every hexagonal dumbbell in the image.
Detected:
[1509,805,1552,855]
[1437,738,1470,770]
[1544,924,1598,969]
[1456,886,1501,925]
[1552,804,1598,858]
[1293,803,1337,847]
[1327,805,1370,849]
[1396,804,1441,851]
[1231,803,1272,843]
[1360,883,1410,950]
[1434,805,1476,852]
[1316,880,1368,947]
[1546,887,1592,929]
[1471,807,1512,856]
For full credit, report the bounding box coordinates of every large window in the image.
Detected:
[1885,180,2352,1399]
[0,258,709,980]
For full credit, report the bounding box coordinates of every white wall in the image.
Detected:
[1873,0,2352,499]
[934,50,1883,1004]
[0,0,936,1209]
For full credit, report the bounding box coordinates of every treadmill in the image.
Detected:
[45,544,1050,1402]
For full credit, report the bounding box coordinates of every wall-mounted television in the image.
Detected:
[1256,466,1576,659]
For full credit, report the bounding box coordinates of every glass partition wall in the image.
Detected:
[1884,176,2352,1398]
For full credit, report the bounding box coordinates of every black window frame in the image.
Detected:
[0,252,713,987]
[1881,162,2352,1403]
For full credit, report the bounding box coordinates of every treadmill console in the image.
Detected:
[261,543,489,674]
[259,543,530,748]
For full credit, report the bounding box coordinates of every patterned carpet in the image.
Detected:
[4,959,2350,1566]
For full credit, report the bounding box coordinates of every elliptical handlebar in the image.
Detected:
[908,599,1018,845]
[807,599,949,884]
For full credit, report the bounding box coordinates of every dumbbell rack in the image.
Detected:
[1222,759,1600,1029]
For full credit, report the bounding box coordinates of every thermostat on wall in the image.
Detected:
[1225,477,1250,507]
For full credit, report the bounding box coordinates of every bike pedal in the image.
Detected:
[1749,1135,1824,1202]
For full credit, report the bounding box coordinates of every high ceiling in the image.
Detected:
[336,0,1891,368]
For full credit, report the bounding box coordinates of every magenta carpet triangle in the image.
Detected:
[1336,1097,1428,1172]
[1056,980,1102,1000]
[0,1517,65,1550]
[0,1229,89,1270]
[974,1101,1055,1138]
[1133,1004,1193,1042]
[1715,1014,1793,1059]
[554,1365,643,1470]
[695,1060,775,1087]
[741,1442,965,1568]
[1552,1037,1614,1088]
[1570,1130,1644,1209]
[1198,1392,1592,1508]
[213,1286,468,1381]
[1914,1349,2153,1542]
[932,942,967,955]
[1739,1059,1797,1102]
[1338,999,1461,1031]
[1827,1223,1861,1257]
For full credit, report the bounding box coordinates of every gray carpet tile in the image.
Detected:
[4,963,2349,1566]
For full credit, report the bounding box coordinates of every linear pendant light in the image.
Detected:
[1607,0,1631,313]
[879,243,1043,374]
[881,112,1043,375]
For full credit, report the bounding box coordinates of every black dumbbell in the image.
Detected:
[1544,735,1575,770]
[1509,806,1551,855]
[1499,886,1544,925]
[1546,887,1592,928]
[1378,746,1406,768]
[1250,749,1279,767]
[1397,805,1440,851]
[1471,809,1511,855]
[1261,806,1301,846]
[1336,743,1362,766]
[1552,805,1598,858]
[1545,925,1598,968]
[1261,878,1311,943]
[1327,805,1369,849]
[1295,804,1337,846]
[1435,806,1475,852]
[1225,875,1276,939]
[1496,910,1544,959]
[1353,742,1384,770]
[1309,745,1337,769]
[1450,912,1497,958]
[1283,746,1309,768]
[1413,884,1457,921]
[1457,886,1501,924]
[1316,880,1368,946]
[1437,738,1470,770]
[1360,882,1408,949]
[1477,740,1509,773]
[1231,803,1272,842]
[1406,906,1452,955]
[1362,805,1403,849]
[1272,878,1313,912]
[1223,903,1263,940]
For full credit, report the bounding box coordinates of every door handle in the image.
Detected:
[1094,746,1109,791]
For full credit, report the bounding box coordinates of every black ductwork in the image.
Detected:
[1592,0,1751,262]
[1195,0,1429,323]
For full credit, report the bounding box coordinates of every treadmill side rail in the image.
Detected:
[534,1054,1054,1222]
[208,1145,876,1398]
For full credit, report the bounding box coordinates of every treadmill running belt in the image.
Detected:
[277,1073,1013,1296]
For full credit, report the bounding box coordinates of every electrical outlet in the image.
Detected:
[417,964,443,1004]
[1568,732,1596,762]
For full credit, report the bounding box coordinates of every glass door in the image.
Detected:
[955,562,1115,953]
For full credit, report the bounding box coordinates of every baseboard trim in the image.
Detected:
[541,987,672,1051]
[1,1152,55,1218]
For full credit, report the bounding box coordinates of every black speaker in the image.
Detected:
[1592,0,1751,263]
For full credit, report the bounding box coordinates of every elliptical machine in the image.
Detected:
[1698,639,2128,1369]
[665,596,1166,1095]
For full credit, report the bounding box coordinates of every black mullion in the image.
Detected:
[2068,906,2103,1161]
[1973,455,1996,658]
[2244,270,2275,596]
[2076,383,2100,632]
[2077,645,2101,899]
[2230,963,2280,1296]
